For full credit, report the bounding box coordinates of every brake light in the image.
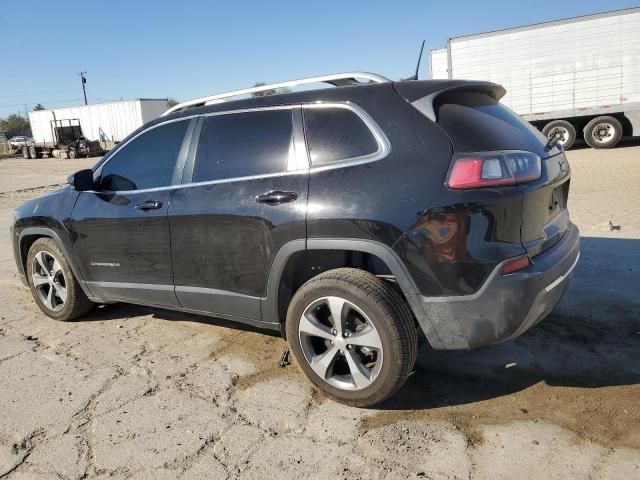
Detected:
[447,151,541,189]
[502,255,531,275]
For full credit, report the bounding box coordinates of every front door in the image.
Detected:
[168,107,309,321]
[71,118,195,306]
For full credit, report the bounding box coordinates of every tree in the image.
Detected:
[250,82,292,97]
[32,103,46,111]
[0,114,31,138]
[167,98,179,108]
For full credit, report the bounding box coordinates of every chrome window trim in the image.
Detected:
[89,102,389,195]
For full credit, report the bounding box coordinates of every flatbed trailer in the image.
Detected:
[21,118,102,159]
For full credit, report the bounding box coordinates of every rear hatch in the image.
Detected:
[400,82,571,258]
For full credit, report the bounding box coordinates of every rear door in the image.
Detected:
[168,106,308,321]
[71,118,195,306]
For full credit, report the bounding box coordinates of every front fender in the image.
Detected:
[12,187,92,298]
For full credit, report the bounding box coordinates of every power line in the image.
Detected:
[0,98,84,108]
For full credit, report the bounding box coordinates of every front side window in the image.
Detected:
[303,106,379,166]
[99,120,189,191]
[192,109,293,183]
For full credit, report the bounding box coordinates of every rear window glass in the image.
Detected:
[304,107,378,165]
[434,92,548,156]
[193,109,293,183]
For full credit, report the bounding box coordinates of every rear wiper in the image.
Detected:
[545,136,561,151]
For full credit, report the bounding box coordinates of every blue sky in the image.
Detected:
[1,0,638,117]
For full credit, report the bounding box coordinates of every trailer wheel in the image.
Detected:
[68,148,77,159]
[583,116,623,149]
[29,146,41,159]
[22,147,30,159]
[542,120,576,150]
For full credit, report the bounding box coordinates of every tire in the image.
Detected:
[28,146,40,159]
[68,148,77,159]
[22,147,29,159]
[26,238,93,321]
[583,116,623,149]
[542,120,576,150]
[286,268,418,407]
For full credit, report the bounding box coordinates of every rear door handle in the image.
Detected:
[255,190,298,205]
[135,200,163,211]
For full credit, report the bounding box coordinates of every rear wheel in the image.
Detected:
[28,146,40,159]
[26,238,93,321]
[583,116,623,149]
[542,120,576,150]
[22,147,29,159]
[286,268,418,407]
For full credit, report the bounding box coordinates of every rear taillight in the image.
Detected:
[446,151,541,189]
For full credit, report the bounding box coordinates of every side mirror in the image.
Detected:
[68,169,96,191]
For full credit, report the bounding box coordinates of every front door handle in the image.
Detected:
[135,200,163,211]
[255,190,298,205]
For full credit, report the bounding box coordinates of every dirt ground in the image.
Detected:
[0,145,638,479]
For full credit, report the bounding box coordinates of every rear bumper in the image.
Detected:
[408,223,580,349]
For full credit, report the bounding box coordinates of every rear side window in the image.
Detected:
[100,120,189,191]
[434,92,548,156]
[304,107,378,166]
[193,109,293,183]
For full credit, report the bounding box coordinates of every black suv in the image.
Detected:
[12,73,580,406]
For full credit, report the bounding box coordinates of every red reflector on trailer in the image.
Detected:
[502,255,531,275]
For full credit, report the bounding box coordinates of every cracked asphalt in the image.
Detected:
[0,146,639,479]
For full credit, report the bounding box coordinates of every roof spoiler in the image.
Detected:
[394,80,506,122]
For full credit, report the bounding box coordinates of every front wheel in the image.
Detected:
[26,238,93,321]
[286,268,418,407]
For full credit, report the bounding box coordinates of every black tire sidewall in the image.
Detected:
[286,274,411,406]
[26,238,84,321]
[584,116,623,149]
[542,120,576,150]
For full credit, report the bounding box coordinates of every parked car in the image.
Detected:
[8,136,32,152]
[11,72,580,407]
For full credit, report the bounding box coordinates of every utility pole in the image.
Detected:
[79,72,88,105]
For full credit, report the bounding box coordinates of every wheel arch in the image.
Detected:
[263,238,420,331]
[18,227,93,298]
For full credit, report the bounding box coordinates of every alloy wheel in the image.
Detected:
[298,296,383,391]
[31,251,67,312]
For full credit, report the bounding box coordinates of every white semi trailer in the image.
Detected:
[25,99,169,159]
[429,8,640,149]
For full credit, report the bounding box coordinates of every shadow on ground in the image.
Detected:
[381,236,639,411]
[74,236,639,435]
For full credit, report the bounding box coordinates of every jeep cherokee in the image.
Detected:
[12,72,580,406]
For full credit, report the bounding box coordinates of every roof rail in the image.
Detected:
[162,72,390,116]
